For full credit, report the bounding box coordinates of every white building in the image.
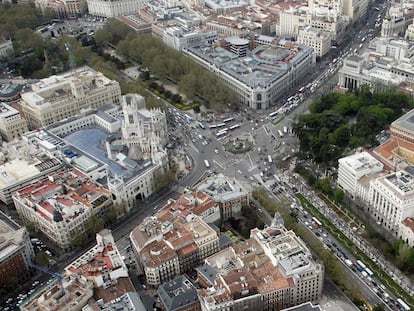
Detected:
[163,27,217,51]
[341,0,369,22]
[87,0,146,18]
[20,66,121,129]
[337,151,384,199]
[297,26,332,57]
[0,102,28,141]
[337,54,405,92]
[368,167,414,235]
[13,169,113,250]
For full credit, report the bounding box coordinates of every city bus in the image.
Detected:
[312,217,322,228]
[223,117,234,123]
[216,123,226,128]
[216,131,227,138]
[356,260,367,272]
[364,268,374,278]
[204,160,210,168]
[268,111,278,118]
[229,124,240,130]
[198,122,205,129]
[278,130,284,138]
[268,155,273,163]
[209,124,217,129]
[185,114,193,122]
[397,298,411,311]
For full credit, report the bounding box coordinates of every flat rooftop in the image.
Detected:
[391,108,414,132]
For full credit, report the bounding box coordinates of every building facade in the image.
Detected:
[20,66,121,129]
[0,217,34,288]
[184,40,315,110]
[0,102,28,141]
[87,0,146,18]
[13,169,112,250]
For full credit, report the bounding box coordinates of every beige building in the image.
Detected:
[130,204,220,286]
[196,174,249,220]
[0,102,28,141]
[13,169,112,250]
[198,224,324,310]
[297,26,332,57]
[20,66,121,129]
[87,0,146,18]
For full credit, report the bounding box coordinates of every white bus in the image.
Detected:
[223,117,234,123]
[268,111,278,119]
[397,298,411,311]
[278,130,284,138]
[283,126,288,133]
[216,131,227,138]
[229,124,240,130]
[204,160,210,168]
[268,155,273,163]
[364,268,374,278]
[216,123,226,128]
[198,122,205,129]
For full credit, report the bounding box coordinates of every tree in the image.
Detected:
[34,251,50,267]
[372,304,385,311]
[333,189,344,204]
[152,169,176,193]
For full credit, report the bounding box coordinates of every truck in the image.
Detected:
[204,160,210,168]
[278,130,284,138]
[283,126,288,134]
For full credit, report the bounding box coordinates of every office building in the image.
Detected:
[297,27,332,57]
[87,0,146,18]
[185,40,315,110]
[337,151,384,199]
[20,66,121,129]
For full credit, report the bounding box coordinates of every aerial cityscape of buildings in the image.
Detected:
[2,0,414,310]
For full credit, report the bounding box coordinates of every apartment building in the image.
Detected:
[35,0,86,18]
[185,40,314,110]
[130,206,220,286]
[297,26,332,57]
[0,217,34,288]
[158,274,201,311]
[196,174,249,220]
[65,229,128,288]
[399,217,414,247]
[337,151,384,199]
[87,0,147,18]
[13,169,112,250]
[198,224,324,310]
[20,66,121,129]
[0,102,28,141]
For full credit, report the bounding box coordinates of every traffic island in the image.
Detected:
[224,137,253,154]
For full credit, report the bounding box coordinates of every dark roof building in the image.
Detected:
[157,274,200,311]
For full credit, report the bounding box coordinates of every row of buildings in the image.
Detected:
[337,109,414,247]
[337,1,414,93]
